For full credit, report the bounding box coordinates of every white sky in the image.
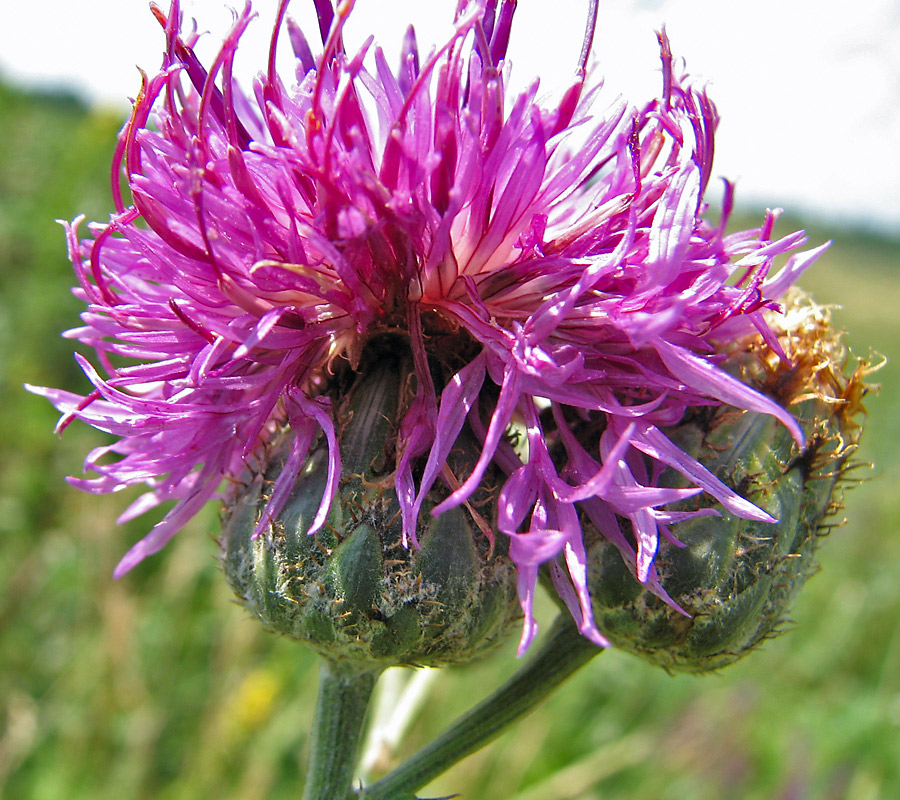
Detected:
[2,0,898,233]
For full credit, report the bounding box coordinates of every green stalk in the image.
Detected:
[360,616,602,800]
[302,658,382,800]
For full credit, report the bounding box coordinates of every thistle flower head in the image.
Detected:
[583,289,873,671]
[29,0,826,654]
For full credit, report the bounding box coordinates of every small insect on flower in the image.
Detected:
[29,0,830,656]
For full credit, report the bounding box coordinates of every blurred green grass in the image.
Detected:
[1,81,897,800]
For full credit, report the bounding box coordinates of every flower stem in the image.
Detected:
[360,616,602,800]
[302,658,382,800]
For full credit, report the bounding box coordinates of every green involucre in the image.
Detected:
[584,291,870,672]
[220,343,520,667]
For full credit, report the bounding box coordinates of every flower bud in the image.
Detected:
[586,290,872,672]
[220,339,520,667]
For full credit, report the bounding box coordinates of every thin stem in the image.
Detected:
[359,666,440,783]
[360,616,602,800]
[302,658,382,800]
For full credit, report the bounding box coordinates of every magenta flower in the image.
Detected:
[30,0,824,653]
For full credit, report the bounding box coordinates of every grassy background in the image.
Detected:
[1,81,898,800]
